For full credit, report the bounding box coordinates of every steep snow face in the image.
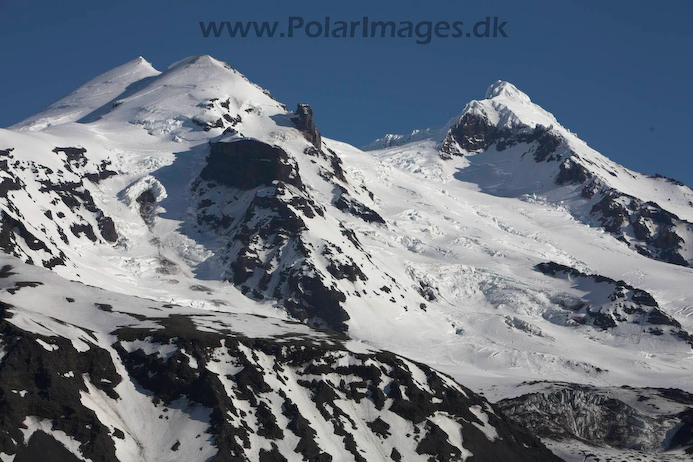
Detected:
[0,255,559,462]
[12,57,161,131]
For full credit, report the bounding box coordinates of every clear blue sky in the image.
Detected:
[1,0,692,184]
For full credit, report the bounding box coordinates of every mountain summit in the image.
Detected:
[485,80,530,100]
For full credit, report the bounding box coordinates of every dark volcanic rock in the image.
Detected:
[669,408,693,454]
[193,171,351,331]
[284,265,350,332]
[499,387,658,449]
[0,211,67,268]
[0,302,121,461]
[440,112,566,162]
[440,112,500,157]
[536,261,691,345]
[556,158,590,185]
[588,190,690,267]
[14,431,83,462]
[499,383,693,455]
[291,103,322,148]
[200,139,303,190]
[136,189,157,225]
[333,186,385,224]
[52,147,88,172]
[97,215,118,243]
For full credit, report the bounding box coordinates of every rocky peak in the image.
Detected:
[291,103,322,148]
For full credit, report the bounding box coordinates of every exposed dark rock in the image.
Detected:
[333,186,385,224]
[528,127,564,162]
[440,109,691,267]
[192,116,225,131]
[499,383,693,455]
[440,113,565,163]
[193,162,355,331]
[0,176,21,198]
[556,159,590,185]
[284,265,350,332]
[536,262,691,345]
[84,160,117,184]
[0,302,122,461]
[291,103,321,148]
[200,139,303,190]
[108,308,559,461]
[136,189,157,225]
[52,147,87,171]
[588,191,690,266]
[14,431,83,462]
[669,408,693,454]
[0,211,67,268]
[70,223,98,242]
[366,417,391,438]
[440,112,501,157]
[416,421,462,461]
[0,265,16,278]
[97,216,118,243]
[324,246,368,283]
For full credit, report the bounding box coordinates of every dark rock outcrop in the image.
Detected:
[291,103,321,148]
[499,383,693,455]
[536,261,691,345]
[440,113,566,162]
[587,189,690,267]
[333,186,385,224]
[200,139,303,191]
[0,301,122,461]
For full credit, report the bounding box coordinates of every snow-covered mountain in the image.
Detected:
[368,81,693,267]
[1,55,692,461]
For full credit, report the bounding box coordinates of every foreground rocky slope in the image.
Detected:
[0,255,559,461]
